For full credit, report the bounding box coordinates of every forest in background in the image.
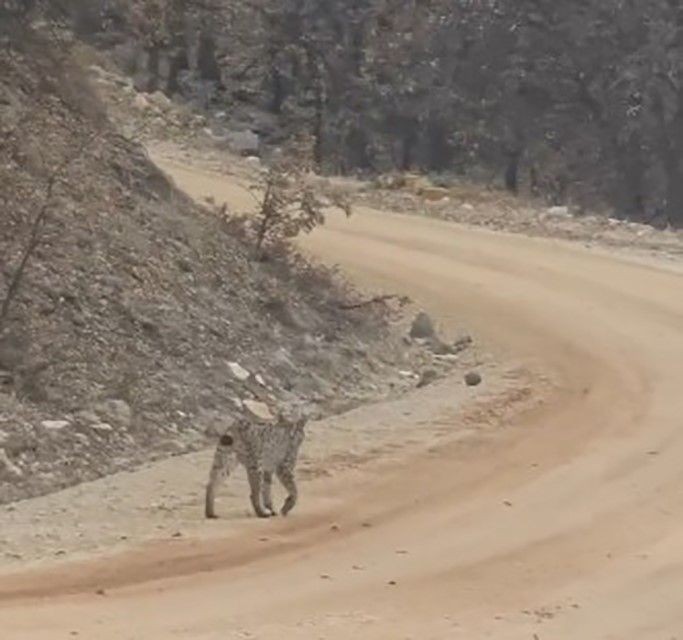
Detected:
[5,0,683,227]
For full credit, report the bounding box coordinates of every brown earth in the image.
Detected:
[1,155,682,638]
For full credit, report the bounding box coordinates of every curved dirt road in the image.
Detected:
[2,162,683,638]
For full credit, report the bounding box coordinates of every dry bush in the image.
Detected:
[235,135,352,259]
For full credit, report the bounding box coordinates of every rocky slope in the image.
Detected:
[0,25,467,504]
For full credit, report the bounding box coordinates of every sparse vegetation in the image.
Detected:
[236,136,352,259]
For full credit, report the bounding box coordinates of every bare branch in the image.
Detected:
[0,129,97,328]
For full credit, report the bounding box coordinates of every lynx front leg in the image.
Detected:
[205,438,236,519]
[277,466,298,516]
[246,466,272,518]
[261,471,276,516]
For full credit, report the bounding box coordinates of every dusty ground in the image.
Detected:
[1,151,682,639]
[0,364,538,571]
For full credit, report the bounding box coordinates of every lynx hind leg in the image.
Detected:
[261,471,276,516]
[205,434,237,519]
[277,466,298,516]
[246,466,272,518]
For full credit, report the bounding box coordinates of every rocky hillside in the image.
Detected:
[0,22,456,504]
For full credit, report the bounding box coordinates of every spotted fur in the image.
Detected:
[205,413,307,519]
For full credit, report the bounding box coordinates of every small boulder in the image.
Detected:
[243,400,273,421]
[41,420,70,432]
[464,372,482,387]
[148,90,172,111]
[132,93,151,112]
[417,370,438,388]
[75,409,99,425]
[224,129,259,156]
[90,422,114,434]
[95,399,132,428]
[410,312,436,339]
[228,361,251,382]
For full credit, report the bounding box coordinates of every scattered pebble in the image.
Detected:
[464,371,482,387]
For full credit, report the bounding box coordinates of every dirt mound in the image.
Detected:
[0,27,446,504]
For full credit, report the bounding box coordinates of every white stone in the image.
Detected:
[228,362,251,381]
[243,400,273,421]
[132,93,151,111]
[41,420,70,432]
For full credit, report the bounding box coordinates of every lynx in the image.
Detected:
[205,413,307,519]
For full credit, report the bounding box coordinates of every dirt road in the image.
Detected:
[2,160,683,639]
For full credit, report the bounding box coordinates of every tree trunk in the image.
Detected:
[197,30,221,82]
[613,136,646,221]
[400,124,418,172]
[146,46,160,92]
[270,66,285,114]
[504,149,522,193]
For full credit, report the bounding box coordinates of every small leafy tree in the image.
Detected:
[242,135,352,258]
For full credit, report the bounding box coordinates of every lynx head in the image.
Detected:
[277,406,310,432]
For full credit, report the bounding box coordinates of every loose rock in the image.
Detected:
[95,399,132,428]
[464,371,482,387]
[417,369,438,388]
[410,312,436,339]
[243,400,273,421]
[41,420,70,432]
[228,362,251,382]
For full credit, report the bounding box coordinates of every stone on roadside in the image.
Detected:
[148,90,172,111]
[410,312,436,339]
[41,420,70,432]
[464,371,482,387]
[417,369,438,388]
